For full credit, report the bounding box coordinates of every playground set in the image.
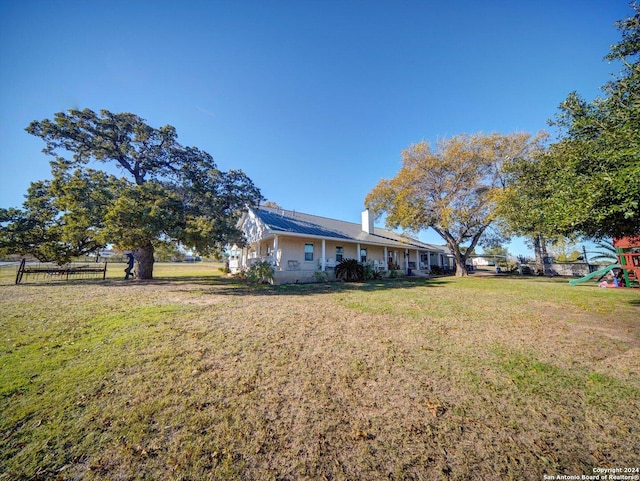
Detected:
[569,236,640,287]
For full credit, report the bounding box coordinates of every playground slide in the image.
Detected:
[568,264,620,286]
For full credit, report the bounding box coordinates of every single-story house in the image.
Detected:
[229,206,453,284]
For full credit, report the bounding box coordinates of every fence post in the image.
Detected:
[15,258,26,285]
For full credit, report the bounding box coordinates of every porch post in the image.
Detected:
[415,249,419,270]
[405,249,409,273]
[357,243,361,262]
[322,239,326,271]
[384,246,388,269]
[273,235,279,270]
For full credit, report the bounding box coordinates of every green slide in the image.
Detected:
[569,264,620,286]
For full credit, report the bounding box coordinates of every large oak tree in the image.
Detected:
[365,132,544,276]
[0,109,262,279]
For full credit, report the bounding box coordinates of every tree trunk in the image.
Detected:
[133,241,154,279]
[533,235,542,267]
[437,230,469,277]
[532,234,546,275]
[541,237,549,262]
[450,246,468,277]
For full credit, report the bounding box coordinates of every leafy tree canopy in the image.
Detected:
[502,5,639,241]
[0,166,122,264]
[1,109,262,277]
[365,132,545,276]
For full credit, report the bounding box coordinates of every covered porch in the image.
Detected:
[232,234,445,283]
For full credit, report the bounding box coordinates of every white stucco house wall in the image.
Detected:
[229,206,452,284]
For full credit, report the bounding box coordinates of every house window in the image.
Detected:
[304,243,314,261]
[360,248,367,263]
[336,246,344,262]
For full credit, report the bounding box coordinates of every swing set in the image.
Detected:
[613,237,640,288]
[568,236,639,287]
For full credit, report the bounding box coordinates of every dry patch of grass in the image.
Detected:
[1,271,639,480]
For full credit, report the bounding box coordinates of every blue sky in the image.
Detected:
[0,0,632,257]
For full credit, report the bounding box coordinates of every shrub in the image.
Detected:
[313,270,329,282]
[362,264,382,280]
[246,260,274,284]
[430,265,444,275]
[335,258,364,282]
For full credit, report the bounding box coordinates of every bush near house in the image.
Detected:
[362,264,383,280]
[430,265,445,275]
[245,260,274,284]
[335,258,364,282]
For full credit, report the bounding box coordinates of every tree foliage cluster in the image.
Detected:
[0,109,262,278]
[366,132,545,276]
[366,5,639,275]
[501,5,639,242]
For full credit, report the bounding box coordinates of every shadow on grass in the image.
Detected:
[488,274,590,285]
[169,275,455,297]
[10,272,587,294]
[9,274,454,295]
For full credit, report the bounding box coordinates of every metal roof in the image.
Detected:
[255,209,352,240]
[253,207,444,252]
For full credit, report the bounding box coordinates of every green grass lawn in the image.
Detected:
[1,266,638,480]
